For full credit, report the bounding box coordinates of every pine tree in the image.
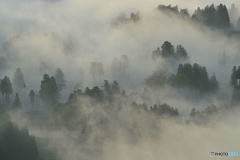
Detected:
[0,76,13,104]
[39,74,58,105]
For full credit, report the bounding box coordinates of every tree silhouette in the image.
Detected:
[1,76,13,104]
[0,111,38,160]
[161,41,175,57]
[192,4,230,29]
[152,41,188,61]
[39,74,58,105]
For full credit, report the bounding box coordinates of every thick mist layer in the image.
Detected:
[0,0,240,160]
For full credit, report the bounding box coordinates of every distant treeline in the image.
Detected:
[158,4,231,29]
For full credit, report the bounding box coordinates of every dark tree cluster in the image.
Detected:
[0,76,13,104]
[0,71,60,108]
[192,4,231,29]
[132,102,179,117]
[231,66,240,87]
[39,74,59,105]
[146,63,219,93]
[0,110,39,160]
[150,103,179,116]
[54,80,121,131]
[157,5,190,17]
[230,66,240,104]
[152,41,188,61]
[157,4,231,30]
[68,80,121,104]
[169,63,219,92]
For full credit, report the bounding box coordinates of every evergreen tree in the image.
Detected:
[192,4,230,29]
[161,41,175,57]
[152,42,188,61]
[1,76,13,104]
[39,74,58,105]
[216,4,230,28]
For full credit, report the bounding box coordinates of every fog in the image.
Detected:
[0,0,240,160]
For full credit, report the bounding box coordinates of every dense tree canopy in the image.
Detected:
[0,110,38,160]
[158,4,231,30]
[192,4,230,29]
[168,63,218,92]
[146,63,218,93]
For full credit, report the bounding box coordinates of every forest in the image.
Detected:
[0,1,240,160]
